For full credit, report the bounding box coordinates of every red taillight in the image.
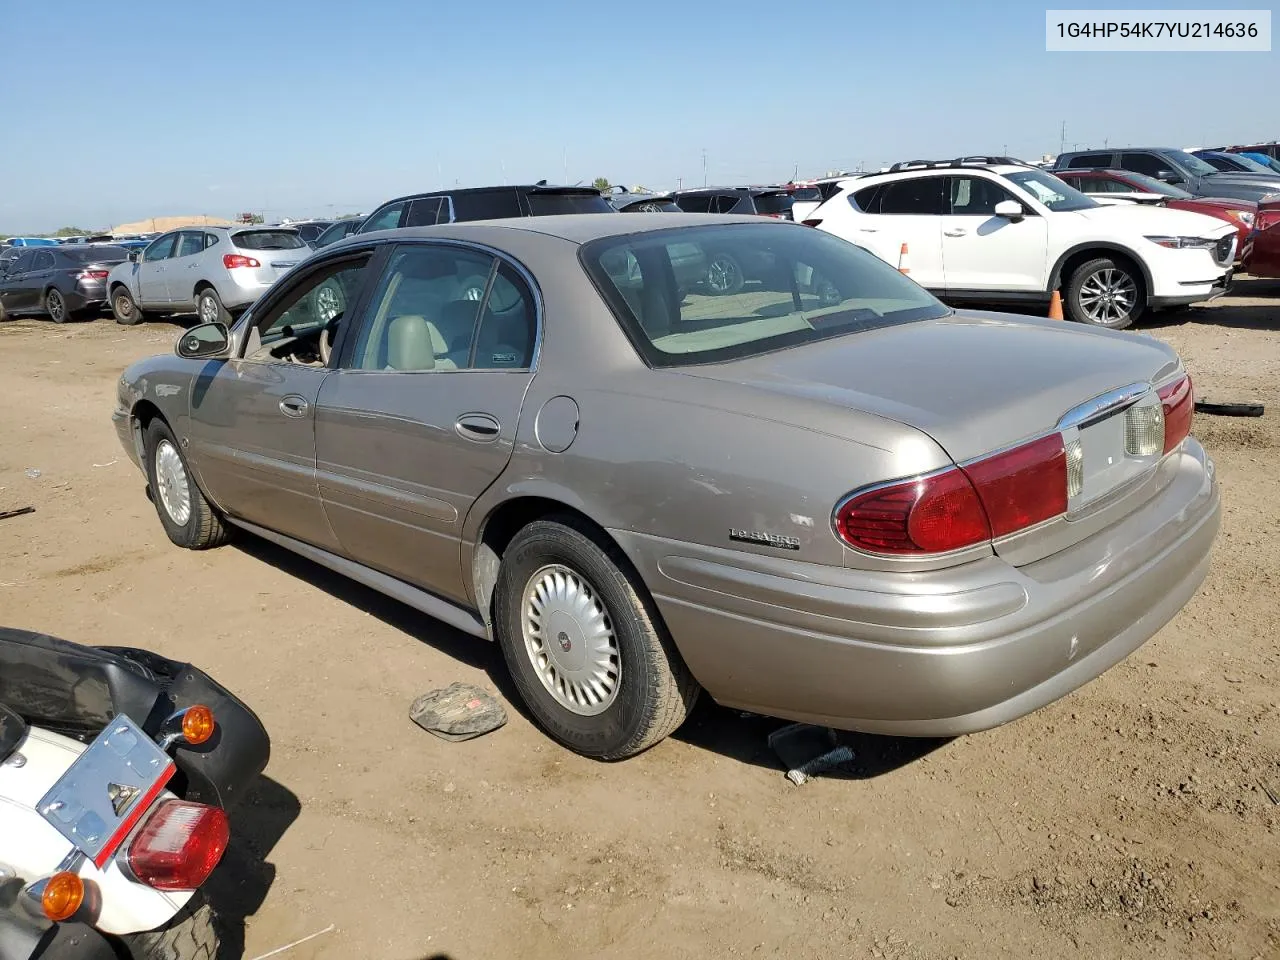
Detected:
[835,434,1068,555]
[801,218,823,228]
[963,434,1067,538]
[76,270,109,280]
[223,253,260,269]
[126,800,229,891]
[1158,374,1194,454]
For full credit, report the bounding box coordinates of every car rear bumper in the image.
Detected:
[617,439,1219,736]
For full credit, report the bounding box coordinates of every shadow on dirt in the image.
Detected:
[673,698,951,779]
[205,775,301,959]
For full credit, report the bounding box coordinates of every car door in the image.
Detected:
[186,249,381,550]
[849,176,946,289]
[940,175,1049,294]
[26,250,56,308]
[169,231,206,304]
[314,242,538,604]
[0,250,36,312]
[137,233,178,305]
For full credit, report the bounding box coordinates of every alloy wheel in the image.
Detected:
[47,290,65,322]
[1077,268,1137,326]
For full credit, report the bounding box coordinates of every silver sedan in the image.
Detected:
[112,214,1219,759]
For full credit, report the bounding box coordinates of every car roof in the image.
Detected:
[376,184,603,206]
[672,186,789,196]
[344,212,770,247]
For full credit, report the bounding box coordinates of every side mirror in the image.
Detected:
[1156,170,1183,184]
[993,199,1024,220]
[176,322,230,360]
[128,251,140,262]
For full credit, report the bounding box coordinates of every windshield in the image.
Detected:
[232,230,306,251]
[1179,152,1219,176]
[1006,170,1098,211]
[753,193,798,217]
[1227,154,1275,174]
[581,223,948,368]
[1116,171,1193,199]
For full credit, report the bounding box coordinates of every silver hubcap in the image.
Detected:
[521,564,620,716]
[707,257,740,294]
[199,295,218,324]
[1078,268,1136,325]
[154,440,191,526]
[316,284,342,321]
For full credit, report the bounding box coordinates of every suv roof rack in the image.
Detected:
[886,156,1035,173]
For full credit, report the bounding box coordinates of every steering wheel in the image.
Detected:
[318,313,342,365]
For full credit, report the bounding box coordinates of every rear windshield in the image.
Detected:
[581,223,947,368]
[64,246,129,263]
[622,200,682,212]
[526,191,615,216]
[232,230,306,251]
[752,193,797,216]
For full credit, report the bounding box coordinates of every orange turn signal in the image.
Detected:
[181,705,215,746]
[41,871,84,921]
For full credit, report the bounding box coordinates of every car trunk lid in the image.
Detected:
[229,229,308,284]
[681,311,1185,562]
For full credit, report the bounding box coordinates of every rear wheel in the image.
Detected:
[113,286,145,325]
[144,419,229,550]
[117,896,219,960]
[493,517,700,759]
[45,288,69,324]
[196,287,230,325]
[705,252,745,296]
[1065,257,1144,330]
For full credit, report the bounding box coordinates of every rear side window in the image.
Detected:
[1067,152,1113,169]
[851,184,884,213]
[452,189,522,221]
[32,251,55,270]
[674,195,715,213]
[878,177,947,215]
[713,194,746,213]
[752,193,796,217]
[233,230,306,251]
[526,192,614,215]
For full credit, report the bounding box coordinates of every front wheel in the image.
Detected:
[144,419,230,550]
[113,286,146,325]
[493,518,700,760]
[117,896,219,960]
[1064,257,1144,330]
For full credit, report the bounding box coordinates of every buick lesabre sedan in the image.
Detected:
[112,214,1219,759]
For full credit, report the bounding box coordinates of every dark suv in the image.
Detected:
[1053,148,1280,202]
[353,184,615,238]
[671,187,803,219]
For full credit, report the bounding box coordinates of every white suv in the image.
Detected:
[803,158,1237,328]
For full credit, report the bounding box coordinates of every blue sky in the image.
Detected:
[1,0,1274,231]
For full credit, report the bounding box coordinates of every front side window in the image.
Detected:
[582,223,948,368]
[877,177,947,215]
[947,176,1017,216]
[143,234,178,261]
[1006,170,1096,212]
[452,189,522,221]
[1113,171,1193,198]
[350,245,535,371]
[360,202,406,233]
[244,257,373,363]
[1120,152,1174,178]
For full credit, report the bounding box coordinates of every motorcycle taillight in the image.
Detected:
[126,800,228,890]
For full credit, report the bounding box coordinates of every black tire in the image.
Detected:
[705,252,745,296]
[1064,257,1144,330]
[0,296,7,322]
[117,896,219,960]
[113,286,146,325]
[493,517,700,760]
[143,418,230,550]
[45,288,69,324]
[196,287,231,325]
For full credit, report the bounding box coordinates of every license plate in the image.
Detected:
[37,714,174,869]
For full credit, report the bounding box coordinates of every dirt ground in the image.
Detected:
[2,282,1278,960]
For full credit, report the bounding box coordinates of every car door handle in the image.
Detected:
[279,395,309,418]
[943,229,968,237]
[455,413,501,442]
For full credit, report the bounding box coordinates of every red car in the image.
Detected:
[1054,168,1256,253]
[1242,198,1280,277]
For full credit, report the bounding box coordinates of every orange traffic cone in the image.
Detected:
[897,242,910,275]
[1048,289,1064,320]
